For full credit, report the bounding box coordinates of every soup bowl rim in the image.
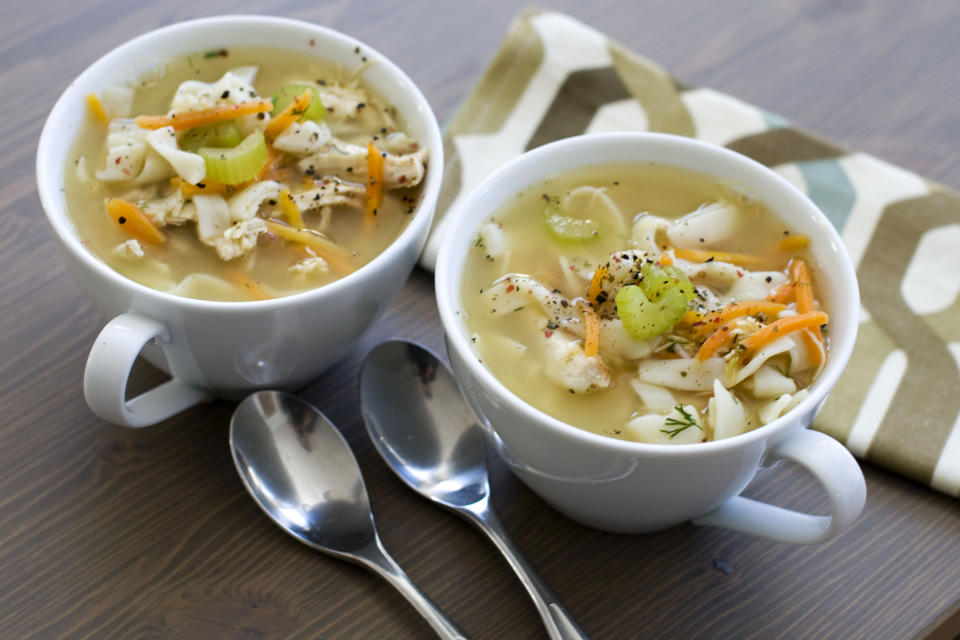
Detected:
[36,14,443,311]
[435,131,859,457]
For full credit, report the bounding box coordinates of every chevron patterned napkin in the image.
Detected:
[421,9,960,497]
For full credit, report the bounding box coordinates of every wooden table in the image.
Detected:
[4,1,960,638]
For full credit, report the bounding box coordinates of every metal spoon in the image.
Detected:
[229,390,468,640]
[359,340,588,640]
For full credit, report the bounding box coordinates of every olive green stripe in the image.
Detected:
[433,11,543,241]
[446,11,544,136]
[432,136,462,235]
[673,77,695,93]
[525,66,632,150]
[858,191,960,484]
[815,320,897,442]
[725,128,846,167]
[608,42,694,137]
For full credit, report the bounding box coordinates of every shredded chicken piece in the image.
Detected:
[483,274,656,361]
[141,191,190,226]
[377,131,421,155]
[112,239,145,258]
[206,218,269,261]
[297,143,427,188]
[228,181,283,221]
[316,84,396,132]
[543,330,611,393]
[272,120,332,155]
[289,256,329,276]
[292,176,365,212]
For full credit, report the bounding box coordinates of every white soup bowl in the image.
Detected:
[37,15,443,427]
[435,132,865,544]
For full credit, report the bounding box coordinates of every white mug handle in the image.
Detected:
[83,312,211,428]
[692,428,866,544]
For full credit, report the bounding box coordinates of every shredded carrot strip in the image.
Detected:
[657,253,674,266]
[265,220,354,273]
[776,234,810,252]
[265,90,311,141]
[694,301,788,338]
[673,248,769,268]
[86,93,108,124]
[766,282,795,304]
[135,100,273,131]
[799,331,824,368]
[790,259,824,365]
[580,301,600,357]
[255,144,278,181]
[741,311,829,359]
[790,260,820,337]
[172,177,228,196]
[105,198,165,245]
[695,324,734,361]
[654,349,683,360]
[679,309,704,325]
[587,265,608,303]
[226,271,272,301]
[279,190,304,229]
[365,141,385,221]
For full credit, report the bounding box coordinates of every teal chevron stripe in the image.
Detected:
[795,158,856,231]
[761,110,790,130]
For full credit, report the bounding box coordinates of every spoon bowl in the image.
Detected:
[360,340,587,640]
[230,391,467,639]
[231,391,375,554]
[360,341,488,508]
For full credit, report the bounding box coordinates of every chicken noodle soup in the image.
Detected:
[461,163,827,444]
[65,47,427,301]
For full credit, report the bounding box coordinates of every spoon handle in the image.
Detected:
[359,536,470,640]
[468,505,588,640]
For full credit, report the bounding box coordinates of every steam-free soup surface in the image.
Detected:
[461,163,827,444]
[65,47,426,301]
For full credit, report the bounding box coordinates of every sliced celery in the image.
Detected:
[199,130,267,184]
[544,201,606,243]
[640,264,696,303]
[272,84,326,122]
[180,121,243,152]
[616,263,694,338]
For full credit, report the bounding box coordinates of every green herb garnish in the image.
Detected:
[660,405,701,439]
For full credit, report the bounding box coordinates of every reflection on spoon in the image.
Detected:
[360,340,588,640]
[229,391,468,640]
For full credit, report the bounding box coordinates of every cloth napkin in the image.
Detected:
[420,9,960,498]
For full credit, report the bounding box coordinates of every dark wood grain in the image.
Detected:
[3,1,960,639]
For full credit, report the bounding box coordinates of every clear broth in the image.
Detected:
[460,162,816,441]
[64,47,420,301]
